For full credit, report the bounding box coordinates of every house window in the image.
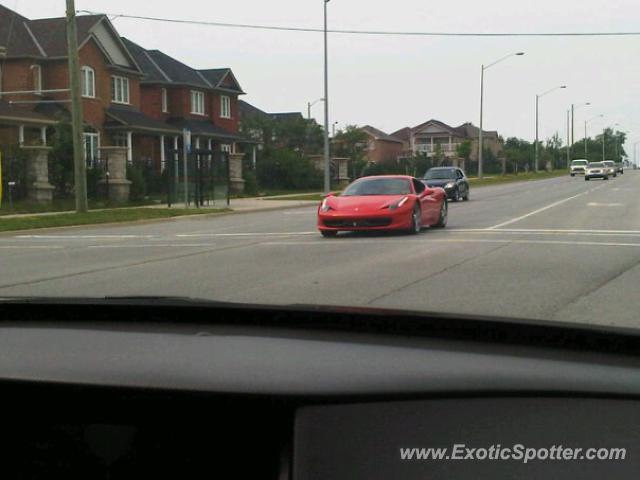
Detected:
[32,64,42,94]
[220,95,231,118]
[111,75,130,104]
[81,66,95,98]
[83,132,100,167]
[161,88,168,113]
[221,144,232,153]
[190,90,205,115]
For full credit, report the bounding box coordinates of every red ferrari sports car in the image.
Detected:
[317,175,448,237]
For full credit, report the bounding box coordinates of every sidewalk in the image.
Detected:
[0,193,319,219]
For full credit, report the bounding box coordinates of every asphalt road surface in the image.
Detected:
[1,171,640,328]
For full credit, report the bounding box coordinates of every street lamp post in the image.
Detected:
[307,98,324,120]
[570,102,590,157]
[323,0,330,194]
[478,52,524,179]
[535,85,567,172]
[584,114,604,160]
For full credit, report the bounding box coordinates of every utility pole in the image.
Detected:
[65,0,88,213]
[602,129,606,162]
[479,64,484,179]
[566,110,570,167]
[322,0,331,194]
[535,95,539,172]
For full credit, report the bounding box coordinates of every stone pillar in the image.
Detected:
[98,146,132,202]
[228,152,245,194]
[21,146,54,204]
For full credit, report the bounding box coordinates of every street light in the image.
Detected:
[307,98,324,120]
[535,85,567,172]
[570,102,590,154]
[478,51,524,179]
[322,0,331,194]
[584,114,604,159]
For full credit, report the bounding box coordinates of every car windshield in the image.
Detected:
[1,0,639,332]
[341,178,412,196]
[424,169,456,180]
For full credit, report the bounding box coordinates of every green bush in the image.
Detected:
[127,163,147,201]
[361,161,405,177]
[1,144,30,202]
[256,148,322,190]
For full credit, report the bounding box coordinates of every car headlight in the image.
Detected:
[445,182,456,189]
[387,196,410,210]
[320,199,333,212]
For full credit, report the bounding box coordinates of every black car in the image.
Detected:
[423,167,470,201]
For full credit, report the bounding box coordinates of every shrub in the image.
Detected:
[126,163,147,201]
[256,148,322,190]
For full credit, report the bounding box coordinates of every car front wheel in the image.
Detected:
[407,205,422,235]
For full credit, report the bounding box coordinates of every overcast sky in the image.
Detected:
[11,0,640,153]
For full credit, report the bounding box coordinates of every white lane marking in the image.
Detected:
[15,234,157,239]
[88,244,214,249]
[487,185,604,230]
[587,202,624,207]
[0,245,65,249]
[261,238,640,248]
[176,232,316,237]
[449,228,640,237]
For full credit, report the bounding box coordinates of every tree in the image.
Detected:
[48,123,75,198]
[332,125,369,179]
[456,140,472,171]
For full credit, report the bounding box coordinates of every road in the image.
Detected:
[1,171,639,327]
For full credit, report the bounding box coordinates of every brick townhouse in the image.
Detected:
[0,5,250,198]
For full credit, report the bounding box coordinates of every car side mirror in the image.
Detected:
[324,191,337,198]
[422,187,434,196]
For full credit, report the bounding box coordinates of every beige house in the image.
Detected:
[392,119,502,162]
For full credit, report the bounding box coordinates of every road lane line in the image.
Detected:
[487,185,605,230]
[448,228,640,236]
[260,238,640,248]
[88,244,214,249]
[176,232,316,237]
[15,234,157,239]
[0,245,65,249]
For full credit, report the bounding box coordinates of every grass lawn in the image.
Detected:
[0,207,230,233]
[0,198,160,216]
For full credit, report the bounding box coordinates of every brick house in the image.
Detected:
[0,6,250,198]
[359,125,403,164]
[392,119,502,162]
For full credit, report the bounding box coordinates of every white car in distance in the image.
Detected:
[570,159,588,176]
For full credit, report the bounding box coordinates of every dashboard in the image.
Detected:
[1,299,639,478]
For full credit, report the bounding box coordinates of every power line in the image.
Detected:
[78,10,640,37]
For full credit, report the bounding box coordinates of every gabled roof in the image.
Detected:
[390,127,412,142]
[120,37,169,83]
[271,112,304,122]
[0,5,42,57]
[361,125,403,143]
[0,6,140,73]
[198,68,244,93]
[238,100,270,120]
[27,14,103,58]
[121,38,245,93]
[411,118,461,136]
[238,101,304,123]
[454,122,498,139]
